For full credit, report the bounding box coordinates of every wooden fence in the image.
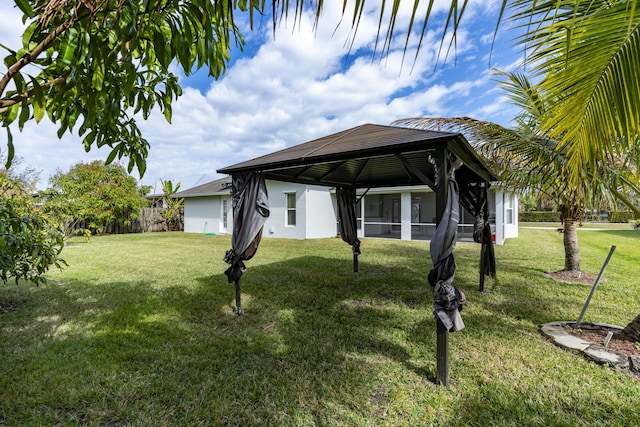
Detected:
[72,207,182,234]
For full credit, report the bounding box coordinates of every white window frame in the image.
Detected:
[222,198,229,229]
[504,193,514,225]
[285,192,297,226]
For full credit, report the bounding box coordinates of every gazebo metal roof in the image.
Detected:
[217,123,496,189]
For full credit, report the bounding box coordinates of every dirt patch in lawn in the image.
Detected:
[544,269,598,285]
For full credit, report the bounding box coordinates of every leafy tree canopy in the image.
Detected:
[45,160,148,234]
[1,0,247,174]
[0,173,65,284]
[1,150,40,190]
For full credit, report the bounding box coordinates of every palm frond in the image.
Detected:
[512,0,640,186]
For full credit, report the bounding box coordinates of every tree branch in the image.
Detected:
[0,19,73,100]
[0,75,67,113]
[610,186,640,217]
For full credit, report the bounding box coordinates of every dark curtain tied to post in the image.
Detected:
[459,181,497,289]
[336,186,361,272]
[223,172,269,313]
[428,158,466,332]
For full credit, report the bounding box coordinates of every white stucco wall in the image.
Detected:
[304,186,339,238]
[493,189,519,245]
[262,181,308,239]
[183,196,222,234]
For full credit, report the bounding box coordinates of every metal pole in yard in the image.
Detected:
[436,319,449,385]
[234,279,244,315]
[573,245,616,329]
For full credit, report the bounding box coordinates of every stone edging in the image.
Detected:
[540,321,640,377]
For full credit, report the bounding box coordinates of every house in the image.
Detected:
[175,176,518,244]
[178,124,519,244]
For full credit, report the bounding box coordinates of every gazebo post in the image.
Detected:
[435,146,449,385]
[479,262,486,292]
[234,279,244,315]
[436,318,449,384]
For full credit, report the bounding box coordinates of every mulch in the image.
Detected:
[544,269,638,357]
[567,323,639,356]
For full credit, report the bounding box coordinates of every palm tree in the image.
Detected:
[514,0,640,191]
[394,71,614,272]
[395,68,640,336]
[276,1,639,189]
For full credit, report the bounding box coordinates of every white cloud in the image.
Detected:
[1,1,517,189]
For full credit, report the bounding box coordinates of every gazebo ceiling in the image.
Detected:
[217,123,497,188]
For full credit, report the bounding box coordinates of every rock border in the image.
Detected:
[540,321,640,377]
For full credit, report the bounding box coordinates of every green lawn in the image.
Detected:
[1,228,639,426]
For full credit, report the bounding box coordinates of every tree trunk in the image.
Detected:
[619,313,640,342]
[563,218,580,271]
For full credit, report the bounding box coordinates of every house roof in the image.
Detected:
[145,173,217,197]
[174,176,232,198]
[217,123,497,189]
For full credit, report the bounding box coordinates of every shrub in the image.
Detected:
[608,211,637,223]
[0,176,65,284]
[519,211,561,222]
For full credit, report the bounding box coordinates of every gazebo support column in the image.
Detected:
[436,319,449,385]
[435,147,449,385]
[479,267,485,292]
[234,279,244,315]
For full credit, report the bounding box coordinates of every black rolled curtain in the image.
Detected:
[223,172,270,282]
[336,186,361,256]
[428,158,466,332]
[459,181,497,284]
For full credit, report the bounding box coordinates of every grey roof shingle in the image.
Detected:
[174,176,232,198]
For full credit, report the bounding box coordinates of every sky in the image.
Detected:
[0,1,524,192]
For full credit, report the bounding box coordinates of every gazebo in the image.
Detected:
[218,123,498,384]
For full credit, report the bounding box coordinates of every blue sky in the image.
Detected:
[1,1,523,191]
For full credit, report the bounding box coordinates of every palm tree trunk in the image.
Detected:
[619,313,640,342]
[563,218,580,271]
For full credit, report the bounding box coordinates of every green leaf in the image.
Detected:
[57,121,68,139]
[105,146,119,165]
[14,0,34,18]
[18,100,30,131]
[153,28,167,69]
[162,98,172,123]
[61,28,79,65]
[5,127,14,169]
[21,21,38,47]
[12,71,26,93]
[30,77,45,123]
[3,52,17,67]
[5,104,19,125]
[92,63,105,91]
[135,153,146,177]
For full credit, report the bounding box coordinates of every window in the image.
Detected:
[504,193,514,225]
[222,198,228,229]
[286,192,296,226]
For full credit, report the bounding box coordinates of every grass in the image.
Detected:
[1,228,639,426]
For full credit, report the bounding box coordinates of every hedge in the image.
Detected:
[608,211,637,223]
[519,210,637,223]
[519,211,561,222]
